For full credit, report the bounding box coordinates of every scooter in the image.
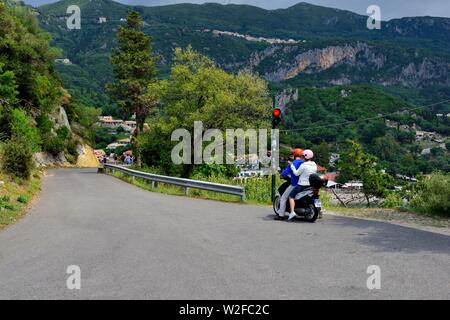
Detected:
[273,174,327,223]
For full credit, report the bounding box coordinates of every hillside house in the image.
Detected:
[98,116,123,129]
[416,130,438,141]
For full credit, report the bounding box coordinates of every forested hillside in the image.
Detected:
[37,0,450,114]
[281,86,449,175]
[0,0,99,179]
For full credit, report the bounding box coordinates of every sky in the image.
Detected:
[23,0,450,20]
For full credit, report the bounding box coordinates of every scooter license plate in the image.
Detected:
[314,199,322,208]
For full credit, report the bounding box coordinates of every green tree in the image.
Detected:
[2,109,40,178]
[108,11,158,164]
[314,141,330,168]
[360,120,386,144]
[138,47,271,177]
[0,63,18,108]
[9,108,41,150]
[338,140,389,206]
[0,2,61,113]
[163,47,270,130]
[373,134,400,161]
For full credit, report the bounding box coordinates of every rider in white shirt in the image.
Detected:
[288,150,317,221]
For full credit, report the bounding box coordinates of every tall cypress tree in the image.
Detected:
[108,11,157,164]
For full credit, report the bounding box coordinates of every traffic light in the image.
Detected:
[272,108,282,127]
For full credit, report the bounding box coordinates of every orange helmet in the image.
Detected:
[293,148,303,158]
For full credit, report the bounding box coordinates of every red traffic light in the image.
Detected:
[272,108,281,118]
[272,108,282,127]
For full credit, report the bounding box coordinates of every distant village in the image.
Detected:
[204,29,305,45]
[385,118,448,155]
[94,116,137,163]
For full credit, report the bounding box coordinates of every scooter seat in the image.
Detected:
[294,188,313,200]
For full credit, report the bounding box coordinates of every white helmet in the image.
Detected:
[303,149,314,160]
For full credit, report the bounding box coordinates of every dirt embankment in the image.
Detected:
[76,144,99,168]
[33,144,99,169]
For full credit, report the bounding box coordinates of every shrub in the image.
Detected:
[65,153,76,164]
[2,138,35,179]
[65,138,79,164]
[1,109,40,179]
[41,133,65,156]
[36,113,53,135]
[320,190,332,208]
[410,172,450,217]
[56,126,70,140]
[1,202,16,211]
[9,109,40,150]
[243,177,273,204]
[17,195,29,204]
[192,163,239,178]
[382,192,404,209]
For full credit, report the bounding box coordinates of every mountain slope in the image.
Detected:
[36,0,450,113]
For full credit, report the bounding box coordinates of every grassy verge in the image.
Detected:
[0,172,41,230]
[109,171,276,206]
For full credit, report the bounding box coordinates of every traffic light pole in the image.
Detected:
[271,96,280,203]
[271,119,276,202]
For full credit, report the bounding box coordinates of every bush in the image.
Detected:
[2,138,35,179]
[41,134,65,156]
[10,109,41,148]
[243,177,273,204]
[190,173,275,204]
[192,163,239,178]
[17,195,29,204]
[0,202,16,211]
[65,138,79,164]
[36,113,53,135]
[410,172,450,216]
[382,192,404,209]
[56,126,70,140]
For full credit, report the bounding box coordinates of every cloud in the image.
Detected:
[25,0,450,20]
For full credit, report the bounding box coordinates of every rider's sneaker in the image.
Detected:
[288,212,297,221]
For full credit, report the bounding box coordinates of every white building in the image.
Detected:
[97,116,123,128]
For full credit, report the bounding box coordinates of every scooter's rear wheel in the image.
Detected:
[273,194,281,215]
[304,204,319,223]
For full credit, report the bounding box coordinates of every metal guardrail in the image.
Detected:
[101,164,246,201]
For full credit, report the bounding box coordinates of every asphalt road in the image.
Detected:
[0,169,449,300]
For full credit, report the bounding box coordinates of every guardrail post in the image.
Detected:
[185,187,190,196]
[151,181,157,189]
[241,192,246,202]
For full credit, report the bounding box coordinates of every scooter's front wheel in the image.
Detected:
[273,193,281,215]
